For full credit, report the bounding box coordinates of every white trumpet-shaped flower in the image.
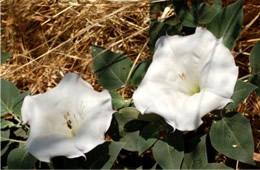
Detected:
[133,27,238,131]
[22,73,114,162]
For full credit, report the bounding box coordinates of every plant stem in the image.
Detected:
[1,137,26,144]
[238,74,251,81]
[122,39,149,100]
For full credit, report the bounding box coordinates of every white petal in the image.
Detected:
[199,40,238,97]
[133,27,238,131]
[173,90,232,131]
[21,73,114,162]
[74,90,114,152]
[26,136,84,163]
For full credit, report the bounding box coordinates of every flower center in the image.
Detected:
[187,84,200,95]
[178,73,200,96]
[63,112,80,137]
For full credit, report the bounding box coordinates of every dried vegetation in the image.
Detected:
[0,0,260,167]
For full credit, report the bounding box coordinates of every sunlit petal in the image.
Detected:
[133,27,238,131]
[22,73,114,162]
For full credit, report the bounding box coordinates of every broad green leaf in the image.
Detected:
[1,119,16,129]
[226,80,257,109]
[153,131,184,169]
[1,79,19,114]
[1,130,12,157]
[210,112,255,165]
[149,21,181,51]
[1,130,13,157]
[207,0,243,49]
[106,115,120,141]
[130,61,151,86]
[182,135,208,169]
[83,142,110,169]
[1,79,29,116]
[173,0,197,27]
[120,131,139,152]
[124,119,149,132]
[172,0,222,27]
[138,123,160,155]
[138,113,166,125]
[1,141,11,156]
[7,147,37,169]
[251,73,260,96]
[1,129,10,141]
[109,91,126,109]
[14,128,28,139]
[92,46,132,90]
[202,163,232,169]
[102,142,126,169]
[115,108,140,136]
[198,0,222,24]
[118,107,140,120]
[1,52,12,64]
[12,91,29,116]
[249,41,260,74]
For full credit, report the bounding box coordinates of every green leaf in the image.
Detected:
[226,80,257,109]
[7,147,37,169]
[101,142,126,169]
[138,123,160,155]
[1,142,11,156]
[120,131,139,152]
[173,0,198,27]
[207,0,243,49]
[182,135,208,169]
[202,163,232,169]
[249,41,260,74]
[124,119,149,132]
[109,91,126,109]
[1,130,12,157]
[153,131,184,169]
[1,79,19,114]
[115,107,140,135]
[1,52,12,64]
[172,0,222,27]
[1,119,16,129]
[84,142,110,169]
[14,128,28,139]
[198,0,222,24]
[149,21,181,51]
[1,79,29,116]
[1,129,10,141]
[130,61,151,86]
[138,113,165,124]
[92,46,132,90]
[210,112,255,165]
[251,73,260,96]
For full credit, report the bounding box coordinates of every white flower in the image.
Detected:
[21,73,114,162]
[133,27,238,131]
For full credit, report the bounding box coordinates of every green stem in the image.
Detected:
[122,39,149,100]
[238,74,252,81]
[1,137,26,144]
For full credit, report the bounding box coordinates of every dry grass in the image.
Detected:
[1,0,150,94]
[0,0,260,166]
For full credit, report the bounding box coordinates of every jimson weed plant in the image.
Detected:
[1,0,259,169]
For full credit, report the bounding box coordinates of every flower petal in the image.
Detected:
[22,73,114,162]
[26,136,84,163]
[133,27,238,131]
[199,40,238,97]
[74,90,114,153]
